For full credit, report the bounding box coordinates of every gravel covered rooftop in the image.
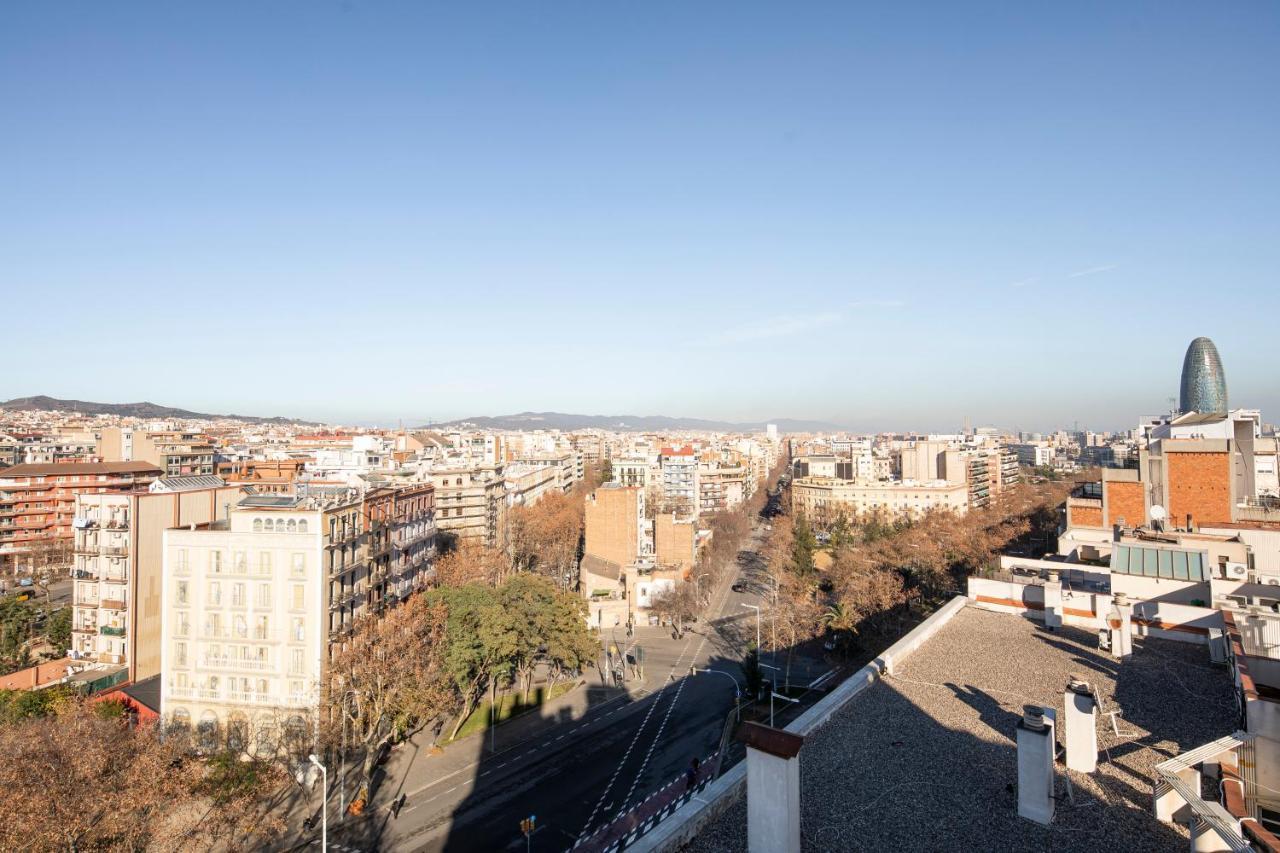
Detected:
[682,605,1236,853]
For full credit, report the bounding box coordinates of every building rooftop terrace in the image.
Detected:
[684,605,1234,853]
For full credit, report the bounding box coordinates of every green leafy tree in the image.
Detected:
[46,606,71,651]
[829,513,854,554]
[791,512,817,577]
[429,584,519,740]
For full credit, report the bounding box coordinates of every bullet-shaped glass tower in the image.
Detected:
[1179,337,1228,417]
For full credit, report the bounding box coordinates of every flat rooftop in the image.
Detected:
[684,606,1235,852]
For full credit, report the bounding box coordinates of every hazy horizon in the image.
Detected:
[5,4,1277,429]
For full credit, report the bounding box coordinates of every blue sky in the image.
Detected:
[2,3,1277,431]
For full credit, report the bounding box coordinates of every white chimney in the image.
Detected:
[1063,676,1097,774]
[739,722,803,853]
[1017,705,1056,825]
[1043,571,1063,629]
[1106,593,1133,659]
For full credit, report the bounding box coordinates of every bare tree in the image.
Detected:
[322,592,455,803]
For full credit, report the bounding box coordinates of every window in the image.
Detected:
[234,551,247,573]
[210,581,223,605]
[289,649,304,675]
[298,519,308,533]
[174,642,187,667]
[176,580,188,605]
[264,518,274,532]
[291,584,305,610]
[253,518,263,533]
[234,615,247,638]
[232,583,245,606]
[258,552,272,575]
[176,549,189,572]
[291,553,306,576]
[177,611,190,637]
[256,583,271,608]
[211,550,223,574]
[292,617,304,642]
[254,615,269,640]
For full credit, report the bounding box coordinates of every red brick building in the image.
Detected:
[0,461,161,571]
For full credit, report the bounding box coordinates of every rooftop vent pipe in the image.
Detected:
[1018,704,1056,825]
[1064,675,1097,773]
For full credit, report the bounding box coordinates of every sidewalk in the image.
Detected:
[374,672,648,802]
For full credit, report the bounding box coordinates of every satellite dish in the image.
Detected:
[1150,505,1167,521]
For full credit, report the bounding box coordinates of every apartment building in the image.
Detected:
[698,461,747,515]
[584,484,647,569]
[71,478,244,679]
[1010,442,1054,467]
[504,463,561,508]
[0,461,162,572]
[654,512,696,575]
[99,428,216,476]
[215,458,306,495]
[612,453,658,492]
[362,483,437,609]
[162,496,328,751]
[160,487,437,749]
[659,447,698,514]
[432,463,507,548]
[792,476,968,522]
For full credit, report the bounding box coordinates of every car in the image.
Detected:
[17,577,34,588]
[731,582,747,593]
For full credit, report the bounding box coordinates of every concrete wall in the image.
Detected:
[634,595,970,852]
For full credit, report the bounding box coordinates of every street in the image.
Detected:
[309,519,828,852]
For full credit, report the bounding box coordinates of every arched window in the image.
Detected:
[264,518,274,532]
[253,715,276,758]
[297,519,308,533]
[226,712,249,753]
[287,519,297,533]
[253,518,262,532]
[168,707,191,735]
[197,711,220,751]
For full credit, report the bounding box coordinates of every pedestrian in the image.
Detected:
[393,793,407,817]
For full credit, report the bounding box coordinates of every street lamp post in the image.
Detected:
[691,667,743,721]
[770,691,800,727]
[309,754,328,853]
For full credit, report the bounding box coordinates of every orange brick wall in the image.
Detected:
[1068,502,1104,528]
[585,487,640,567]
[1105,480,1146,528]
[1167,451,1232,527]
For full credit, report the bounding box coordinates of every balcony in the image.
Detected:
[72,625,98,635]
[202,656,273,672]
[167,686,219,701]
[100,625,126,637]
[71,568,98,580]
[100,598,127,611]
[100,545,129,557]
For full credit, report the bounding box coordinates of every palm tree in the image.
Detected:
[821,603,857,654]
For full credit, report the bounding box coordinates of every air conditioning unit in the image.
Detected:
[1224,562,1249,580]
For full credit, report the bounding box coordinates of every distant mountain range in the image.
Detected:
[431,411,842,433]
[0,396,316,425]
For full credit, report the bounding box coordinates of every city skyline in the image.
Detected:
[5,3,1279,427]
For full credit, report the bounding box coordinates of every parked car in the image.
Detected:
[17,577,34,588]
